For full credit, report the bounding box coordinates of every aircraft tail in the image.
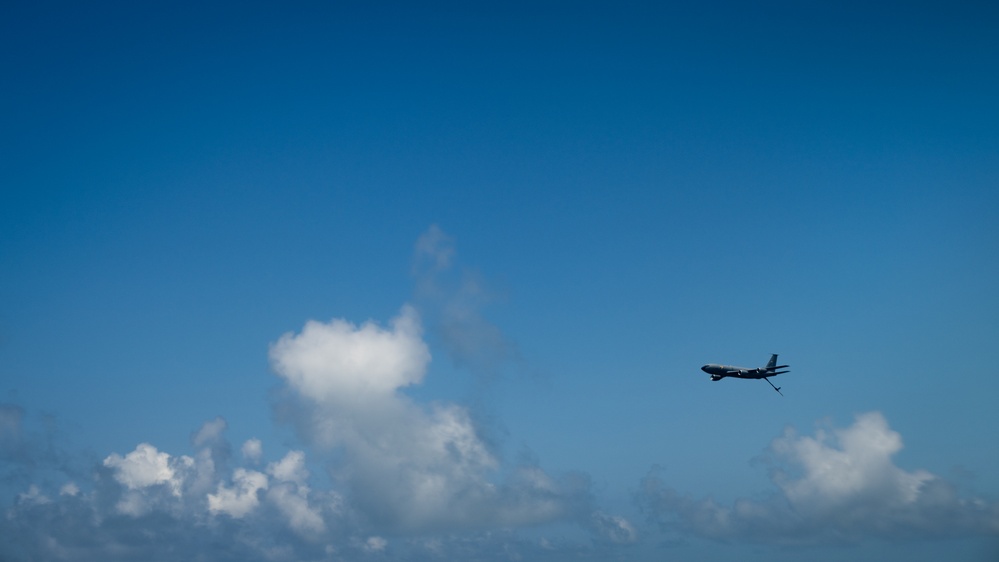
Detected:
[766,354,778,369]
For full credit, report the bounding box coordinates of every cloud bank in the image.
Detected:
[1,227,634,561]
[638,411,999,545]
[3,229,997,560]
[1,308,619,559]
[5,374,999,560]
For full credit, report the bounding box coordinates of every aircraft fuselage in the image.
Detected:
[700,364,771,380]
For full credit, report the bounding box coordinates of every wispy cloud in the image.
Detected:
[1,403,79,495]
[638,411,999,545]
[411,225,520,380]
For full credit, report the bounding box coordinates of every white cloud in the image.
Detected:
[638,411,999,544]
[103,443,195,516]
[267,450,309,485]
[770,412,933,515]
[242,438,263,463]
[59,482,79,497]
[269,306,574,533]
[0,231,636,559]
[208,468,268,518]
[1,399,603,562]
[17,484,49,506]
[267,483,326,536]
[269,304,430,404]
[192,416,227,448]
[364,536,387,552]
[114,490,150,517]
[588,511,638,544]
[103,443,189,494]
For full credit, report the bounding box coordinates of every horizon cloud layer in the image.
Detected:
[2,228,996,561]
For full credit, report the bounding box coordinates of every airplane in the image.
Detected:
[700,354,790,395]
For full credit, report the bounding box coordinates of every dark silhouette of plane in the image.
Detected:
[700,354,790,395]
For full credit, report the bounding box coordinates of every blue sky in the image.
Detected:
[2,1,998,560]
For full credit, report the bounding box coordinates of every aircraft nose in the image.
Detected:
[700,365,710,373]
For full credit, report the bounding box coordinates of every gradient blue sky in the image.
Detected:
[2,1,998,560]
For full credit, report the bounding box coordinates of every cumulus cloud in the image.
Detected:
[269,305,583,533]
[268,450,309,485]
[241,438,263,463]
[208,468,268,518]
[0,414,347,561]
[270,304,430,404]
[638,411,999,544]
[6,402,995,560]
[103,443,188,493]
[103,442,207,518]
[267,482,326,536]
